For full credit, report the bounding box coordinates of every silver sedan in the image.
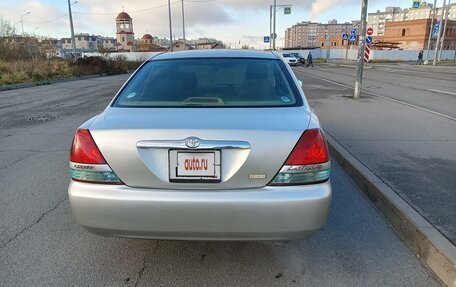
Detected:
[68,50,331,241]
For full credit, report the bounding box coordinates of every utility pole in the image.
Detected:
[20,12,31,35]
[424,0,437,64]
[272,0,277,50]
[67,0,77,58]
[438,0,451,61]
[168,0,173,51]
[354,0,368,99]
[181,0,186,50]
[433,0,446,65]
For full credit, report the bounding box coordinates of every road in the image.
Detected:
[0,75,440,286]
[293,63,456,245]
[297,62,456,119]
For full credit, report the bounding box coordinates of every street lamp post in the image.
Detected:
[181,0,186,50]
[270,3,291,50]
[168,0,173,51]
[424,0,437,64]
[433,0,446,65]
[67,0,77,58]
[20,12,31,35]
[269,5,273,50]
[438,0,451,62]
[272,0,277,50]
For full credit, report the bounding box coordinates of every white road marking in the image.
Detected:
[294,69,456,122]
[427,88,456,96]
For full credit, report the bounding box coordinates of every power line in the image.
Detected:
[21,0,215,28]
[25,14,68,25]
[73,0,189,15]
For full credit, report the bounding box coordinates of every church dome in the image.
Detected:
[116,12,132,20]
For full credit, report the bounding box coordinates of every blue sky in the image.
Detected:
[0,0,442,48]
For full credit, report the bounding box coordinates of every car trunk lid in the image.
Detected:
[89,107,310,189]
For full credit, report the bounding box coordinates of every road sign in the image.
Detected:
[366,27,373,36]
[270,33,277,40]
[412,0,421,9]
[364,45,371,62]
[283,6,292,15]
[351,28,357,36]
[432,23,440,38]
[366,36,373,44]
[264,36,270,43]
[349,35,357,42]
[342,33,349,40]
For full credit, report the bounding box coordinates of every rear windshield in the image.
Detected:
[113,58,302,108]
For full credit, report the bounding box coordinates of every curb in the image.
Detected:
[326,133,456,287]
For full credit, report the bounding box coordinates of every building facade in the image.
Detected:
[368,2,456,36]
[61,34,98,53]
[98,37,117,52]
[285,20,360,49]
[383,19,456,50]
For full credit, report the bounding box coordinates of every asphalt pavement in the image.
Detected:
[293,63,456,246]
[0,74,441,286]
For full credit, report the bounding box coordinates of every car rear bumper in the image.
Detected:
[68,180,331,241]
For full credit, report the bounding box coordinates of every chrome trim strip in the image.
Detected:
[137,139,251,150]
[279,162,331,173]
[69,162,113,172]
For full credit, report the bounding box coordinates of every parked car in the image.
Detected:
[291,53,306,65]
[281,53,298,66]
[68,50,332,242]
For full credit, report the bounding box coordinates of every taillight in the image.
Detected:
[69,129,122,184]
[269,129,330,185]
[70,129,106,164]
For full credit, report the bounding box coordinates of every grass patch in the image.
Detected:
[0,56,142,86]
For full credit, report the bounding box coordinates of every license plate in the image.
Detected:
[177,152,215,177]
[169,150,221,182]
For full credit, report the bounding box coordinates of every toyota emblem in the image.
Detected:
[185,137,200,148]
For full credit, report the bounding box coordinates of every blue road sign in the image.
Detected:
[349,35,357,42]
[264,36,270,43]
[283,6,292,15]
[342,33,349,40]
[412,1,421,9]
[351,28,357,36]
[432,23,440,38]
[366,36,373,44]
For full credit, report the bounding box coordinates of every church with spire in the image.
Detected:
[115,9,135,52]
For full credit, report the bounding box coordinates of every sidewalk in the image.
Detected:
[300,73,456,285]
[305,80,456,245]
[327,58,456,70]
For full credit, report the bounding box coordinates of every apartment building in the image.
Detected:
[61,34,98,52]
[368,2,456,36]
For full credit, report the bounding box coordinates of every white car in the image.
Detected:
[68,50,331,241]
[281,53,298,66]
